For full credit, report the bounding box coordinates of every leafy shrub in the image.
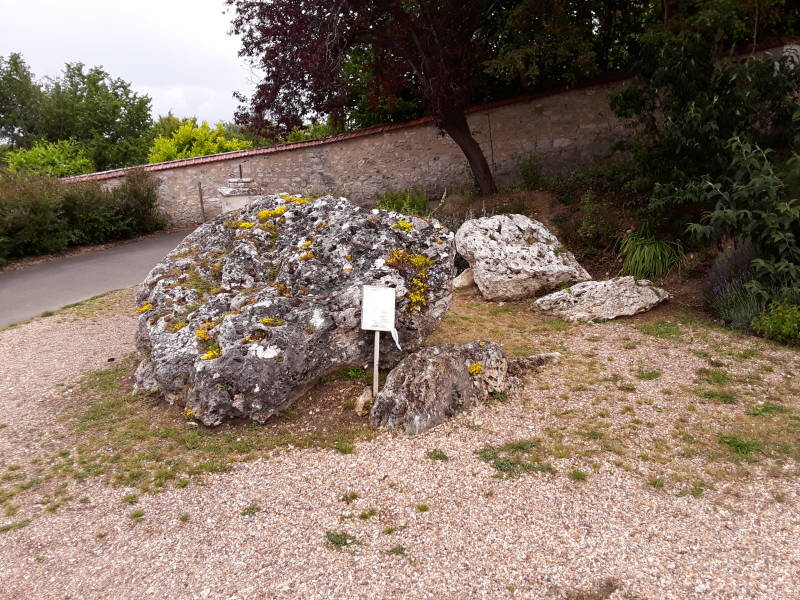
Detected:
[617,229,685,279]
[687,138,800,297]
[703,244,766,330]
[375,188,429,216]
[4,139,94,177]
[148,121,253,163]
[0,168,167,263]
[610,30,800,198]
[113,168,168,236]
[516,154,546,190]
[0,171,70,261]
[575,191,618,248]
[752,301,800,346]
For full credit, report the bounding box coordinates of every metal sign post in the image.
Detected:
[361,285,401,397]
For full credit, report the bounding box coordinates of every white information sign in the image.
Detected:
[361,285,402,397]
[361,285,396,331]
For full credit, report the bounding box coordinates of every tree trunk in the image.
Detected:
[440,111,497,196]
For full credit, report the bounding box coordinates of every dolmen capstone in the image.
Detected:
[133,194,455,426]
[370,341,559,434]
[532,276,670,322]
[455,214,590,301]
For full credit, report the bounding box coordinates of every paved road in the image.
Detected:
[0,230,189,328]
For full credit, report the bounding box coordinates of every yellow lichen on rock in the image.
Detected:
[257,206,288,222]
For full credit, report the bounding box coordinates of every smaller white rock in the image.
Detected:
[452,268,475,290]
[354,386,373,416]
[532,276,670,322]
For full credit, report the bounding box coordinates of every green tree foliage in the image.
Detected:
[39,63,154,171]
[485,0,657,90]
[284,118,345,143]
[4,139,93,177]
[147,120,253,163]
[0,53,43,149]
[0,54,154,172]
[151,112,189,140]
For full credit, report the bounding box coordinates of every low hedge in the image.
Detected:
[0,168,168,264]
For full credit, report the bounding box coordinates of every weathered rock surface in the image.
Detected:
[532,276,670,322]
[455,214,590,301]
[134,194,455,426]
[370,341,559,434]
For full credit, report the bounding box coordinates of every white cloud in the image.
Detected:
[0,0,257,122]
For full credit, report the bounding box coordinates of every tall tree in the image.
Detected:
[40,63,153,171]
[0,53,43,149]
[227,0,500,194]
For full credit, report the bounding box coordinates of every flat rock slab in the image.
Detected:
[134,194,455,426]
[532,276,670,322]
[455,214,590,301]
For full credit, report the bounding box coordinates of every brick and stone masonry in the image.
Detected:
[65,78,629,226]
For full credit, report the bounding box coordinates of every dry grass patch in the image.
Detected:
[426,291,570,356]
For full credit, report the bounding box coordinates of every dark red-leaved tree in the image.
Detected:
[227,0,498,194]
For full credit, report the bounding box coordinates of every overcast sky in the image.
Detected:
[0,0,257,123]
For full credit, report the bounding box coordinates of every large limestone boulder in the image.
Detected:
[532,276,670,322]
[455,214,590,301]
[134,194,455,426]
[370,341,559,434]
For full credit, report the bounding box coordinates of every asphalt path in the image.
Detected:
[0,230,189,328]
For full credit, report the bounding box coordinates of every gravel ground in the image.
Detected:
[1,291,799,600]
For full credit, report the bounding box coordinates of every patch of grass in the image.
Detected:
[325,530,357,549]
[746,402,789,417]
[697,368,730,386]
[635,320,683,341]
[415,503,429,513]
[24,356,375,500]
[121,493,138,504]
[387,545,406,555]
[636,366,662,380]
[358,508,377,520]
[488,391,509,402]
[0,519,31,533]
[241,503,262,517]
[382,525,403,535]
[476,438,556,479]
[718,435,763,457]
[647,477,665,489]
[569,469,588,482]
[336,367,367,380]
[696,388,737,403]
[426,295,570,356]
[334,438,355,454]
[425,449,449,461]
[339,491,359,504]
[129,509,145,522]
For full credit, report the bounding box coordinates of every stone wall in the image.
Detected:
[65,78,629,227]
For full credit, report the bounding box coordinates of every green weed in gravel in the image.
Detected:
[425,449,449,461]
[325,530,357,549]
[475,439,556,479]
